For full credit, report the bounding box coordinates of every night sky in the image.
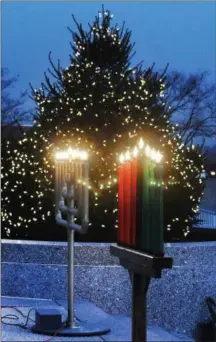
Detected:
[2,1,216,116]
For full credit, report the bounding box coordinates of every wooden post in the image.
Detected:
[110,244,173,342]
[132,274,150,342]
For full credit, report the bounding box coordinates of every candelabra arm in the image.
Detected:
[80,220,89,234]
[55,214,82,233]
[62,187,75,200]
[59,201,78,216]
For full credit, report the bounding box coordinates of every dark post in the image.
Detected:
[132,274,150,342]
[110,244,173,342]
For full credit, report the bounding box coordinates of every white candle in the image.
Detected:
[82,160,89,224]
[55,162,59,214]
[77,161,83,218]
[54,148,89,233]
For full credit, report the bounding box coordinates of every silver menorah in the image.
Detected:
[53,148,109,336]
[31,147,110,336]
[55,148,89,330]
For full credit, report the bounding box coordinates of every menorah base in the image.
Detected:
[31,320,110,337]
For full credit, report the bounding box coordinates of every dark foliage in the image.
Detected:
[1,7,205,242]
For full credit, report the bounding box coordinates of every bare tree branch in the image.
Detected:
[1,67,33,131]
[165,71,216,145]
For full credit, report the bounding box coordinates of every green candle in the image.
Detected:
[157,164,164,256]
[149,161,156,255]
[140,156,150,253]
[151,163,164,256]
[136,157,143,250]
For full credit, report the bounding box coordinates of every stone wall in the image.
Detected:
[1,240,216,338]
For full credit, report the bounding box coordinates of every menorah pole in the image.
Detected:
[67,179,75,328]
[67,228,75,328]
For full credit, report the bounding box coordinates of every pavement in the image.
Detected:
[1,296,194,341]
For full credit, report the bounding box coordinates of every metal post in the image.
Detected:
[67,179,75,328]
[67,228,74,328]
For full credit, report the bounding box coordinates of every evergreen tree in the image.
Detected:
[1,7,205,240]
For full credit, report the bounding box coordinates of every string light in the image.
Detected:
[1,8,205,240]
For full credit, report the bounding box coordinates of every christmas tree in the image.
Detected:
[1,7,205,240]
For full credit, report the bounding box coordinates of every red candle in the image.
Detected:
[131,156,138,246]
[117,162,124,244]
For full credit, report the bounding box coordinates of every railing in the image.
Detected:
[196,209,216,229]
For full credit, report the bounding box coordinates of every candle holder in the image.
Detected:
[115,138,173,342]
[32,148,110,337]
[117,139,164,256]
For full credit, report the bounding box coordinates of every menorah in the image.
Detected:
[54,148,89,236]
[32,147,110,337]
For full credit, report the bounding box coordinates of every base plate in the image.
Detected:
[31,320,110,337]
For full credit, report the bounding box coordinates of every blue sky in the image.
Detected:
[2,1,216,113]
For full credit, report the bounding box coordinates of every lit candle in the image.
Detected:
[147,149,164,256]
[149,160,156,255]
[82,159,89,225]
[116,140,164,254]
[77,162,83,218]
[131,147,138,246]
[135,156,144,250]
[154,163,164,256]
[140,146,151,252]
[135,139,144,250]
[124,151,132,245]
[117,154,125,244]
[55,161,59,214]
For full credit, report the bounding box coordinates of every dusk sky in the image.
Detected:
[2,1,216,114]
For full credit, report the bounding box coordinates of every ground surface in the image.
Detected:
[1,296,193,341]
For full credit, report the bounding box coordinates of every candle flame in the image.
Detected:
[117,139,163,164]
[80,151,88,160]
[133,147,139,158]
[55,151,69,160]
[71,149,79,158]
[138,138,144,149]
[155,151,163,163]
[150,149,157,161]
[119,154,125,163]
[125,151,131,161]
[145,145,151,157]
[55,148,88,161]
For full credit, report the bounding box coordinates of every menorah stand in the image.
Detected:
[110,244,173,342]
[31,223,110,337]
[32,168,110,337]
